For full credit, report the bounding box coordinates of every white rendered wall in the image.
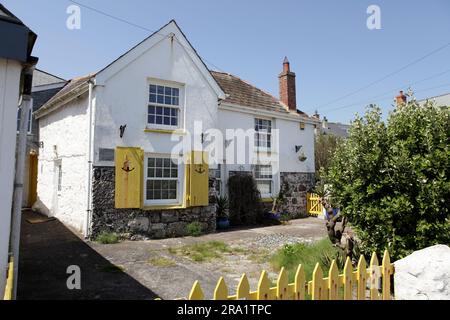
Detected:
[36,94,89,233]
[0,58,22,298]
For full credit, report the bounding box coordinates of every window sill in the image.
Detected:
[143,204,186,211]
[261,197,274,203]
[144,128,186,135]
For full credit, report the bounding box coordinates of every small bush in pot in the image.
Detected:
[215,195,230,230]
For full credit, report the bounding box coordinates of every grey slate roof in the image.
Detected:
[32,87,65,112]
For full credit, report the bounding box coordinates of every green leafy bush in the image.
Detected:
[326,102,450,260]
[186,222,203,237]
[228,174,264,226]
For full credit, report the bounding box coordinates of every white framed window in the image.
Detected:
[254,164,273,197]
[144,155,182,205]
[147,83,181,129]
[255,118,272,150]
[17,108,32,134]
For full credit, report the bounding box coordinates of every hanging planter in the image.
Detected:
[298,152,307,162]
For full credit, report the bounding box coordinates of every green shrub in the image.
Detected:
[228,174,264,226]
[326,102,450,260]
[186,222,203,237]
[95,231,119,244]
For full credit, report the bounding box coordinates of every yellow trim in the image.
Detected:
[144,128,186,135]
[143,204,186,211]
[261,198,273,203]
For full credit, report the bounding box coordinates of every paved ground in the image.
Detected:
[18,210,157,300]
[18,211,326,300]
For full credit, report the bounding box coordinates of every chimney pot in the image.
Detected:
[396,90,407,107]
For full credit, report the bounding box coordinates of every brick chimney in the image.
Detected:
[279,57,297,111]
[396,90,407,107]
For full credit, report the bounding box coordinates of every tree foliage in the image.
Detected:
[326,102,450,260]
[315,133,342,174]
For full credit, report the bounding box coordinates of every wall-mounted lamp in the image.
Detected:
[119,125,127,138]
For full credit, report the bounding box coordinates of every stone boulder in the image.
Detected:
[394,245,450,300]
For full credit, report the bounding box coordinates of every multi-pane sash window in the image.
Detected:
[255,118,272,149]
[148,84,180,127]
[146,157,178,201]
[254,164,272,196]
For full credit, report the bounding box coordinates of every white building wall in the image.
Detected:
[93,35,218,166]
[36,94,89,233]
[0,58,22,298]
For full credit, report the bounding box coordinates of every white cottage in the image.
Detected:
[34,20,318,239]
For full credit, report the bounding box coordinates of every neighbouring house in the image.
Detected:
[0,4,37,298]
[418,92,450,107]
[312,112,350,138]
[17,69,66,208]
[34,20,318,240]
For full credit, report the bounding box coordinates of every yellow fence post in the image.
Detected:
[382,250,391,300]
[188,281,204,300]
[3,257,14,300]
[236,274,250,300]
[213,277,228,300]
[311,263,323,300]
[294,264,305,300]
[356,255,367,300]
[328,260,339,300]
[276,267,289,300]
[343,257,353,300]
[257,270,272,300]
[370,253,380,300]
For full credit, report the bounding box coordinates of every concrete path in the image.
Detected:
[18,211,326,300]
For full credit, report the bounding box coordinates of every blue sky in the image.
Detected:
[4,0,450,123]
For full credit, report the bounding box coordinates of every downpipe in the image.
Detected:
[85,80,94,239]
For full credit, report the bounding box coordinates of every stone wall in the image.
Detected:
[91,166,216,240]
[280,172,315,218]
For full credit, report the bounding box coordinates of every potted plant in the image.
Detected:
[215,195,230,230]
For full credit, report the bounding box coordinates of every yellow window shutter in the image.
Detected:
[188,151,209,207]
[115,147,144,209]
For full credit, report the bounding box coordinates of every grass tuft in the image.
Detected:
[95,231,119,244]
[270,238,341,282]
[148,257,176,267]
[168,241,233,262]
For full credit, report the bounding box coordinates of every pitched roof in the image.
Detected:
[211,71,310,118]
[211,71,284,111]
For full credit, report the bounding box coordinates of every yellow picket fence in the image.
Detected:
[187,250,394,300]
[3,257,14,300]
[306,193,323,216]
